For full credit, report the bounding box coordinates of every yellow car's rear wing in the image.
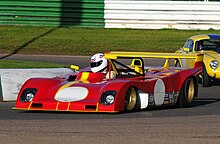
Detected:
[104,51,203,68]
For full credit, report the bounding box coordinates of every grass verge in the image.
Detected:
[1,26,220,68]
[0,60,67,68]
[1,26,220,56]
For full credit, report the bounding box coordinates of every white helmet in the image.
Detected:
[90,53,108,73]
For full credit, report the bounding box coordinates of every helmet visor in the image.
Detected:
[90,60,103,68]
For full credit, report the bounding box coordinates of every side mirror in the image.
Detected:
[183,48,190,53]
[70,64,79,71]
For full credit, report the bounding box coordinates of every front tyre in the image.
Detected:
[124,87,138,111]
[178,77,197,108]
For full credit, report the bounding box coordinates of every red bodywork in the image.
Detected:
[15,65,201,113]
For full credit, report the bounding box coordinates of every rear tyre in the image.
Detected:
[124,87,138,111]
[202,64,212,87]
[178,77,197,108]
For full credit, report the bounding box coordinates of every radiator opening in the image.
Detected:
[85,105,97,110]
[31,103,43,108]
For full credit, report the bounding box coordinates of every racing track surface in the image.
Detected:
[0,54,220,144]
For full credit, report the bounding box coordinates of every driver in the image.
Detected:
[90,53,108,73]
[90,53,116,79]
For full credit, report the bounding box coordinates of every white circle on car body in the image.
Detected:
[154,79,165,106]
[55,87,88,102]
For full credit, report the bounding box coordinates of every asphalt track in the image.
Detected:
[0,54,220,144]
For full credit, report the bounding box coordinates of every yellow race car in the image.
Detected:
[176,34,220,87]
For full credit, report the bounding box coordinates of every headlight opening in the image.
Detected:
[20,88,37,102]
[210,60,219,70]
[100,90,117,105]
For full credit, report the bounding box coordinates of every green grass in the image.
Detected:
[0,59,67,68]
[1,26,220,68]
[1,26,220,56]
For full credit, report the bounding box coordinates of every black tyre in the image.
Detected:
[196,74,202,84]
[178,77,197,108]
[202,64,212,87]
[124,87,138,111]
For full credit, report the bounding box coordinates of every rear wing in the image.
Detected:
[104,51,203,68]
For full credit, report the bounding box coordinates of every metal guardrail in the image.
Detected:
[104,0,220,30]
[0,0,220,29]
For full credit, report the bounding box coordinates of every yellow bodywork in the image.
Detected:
[104,51,202,69]
[105,51,199,59]
[176,34,220,79]
[70,64,79,71]
[189,35,210,43]
[130,58,144,74]
[105,51,197,59]
[203,51,220,79]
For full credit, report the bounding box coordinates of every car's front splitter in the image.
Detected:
[14,101,118,113]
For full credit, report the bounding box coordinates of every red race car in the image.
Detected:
[14,51,202,113]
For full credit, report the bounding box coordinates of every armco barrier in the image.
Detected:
[0,68,73,101]
[1,0,220,30]
[104,0,220,30]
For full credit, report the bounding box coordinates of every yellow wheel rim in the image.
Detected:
[187,78,195,103]
[127,87,137,110]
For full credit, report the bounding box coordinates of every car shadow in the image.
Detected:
[190,97,220,107]
[213,79,220,85]
[15,97,220,115]
[138,97,220,112]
